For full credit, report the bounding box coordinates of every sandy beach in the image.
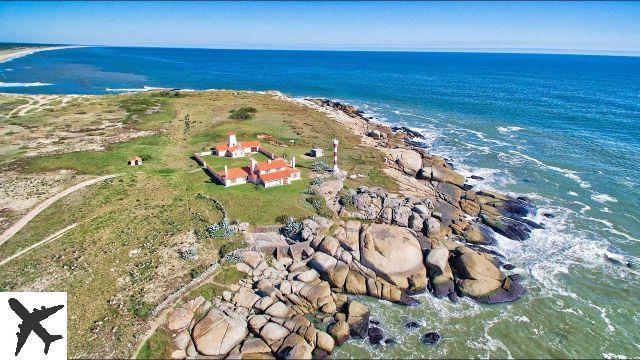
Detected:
[0,45,81,63]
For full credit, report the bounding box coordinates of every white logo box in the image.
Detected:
[0,292,67,360]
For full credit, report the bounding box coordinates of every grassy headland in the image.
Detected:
[0,89,397,357]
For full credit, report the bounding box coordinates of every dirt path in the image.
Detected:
[0,174,117,246]
[0,223,77,266]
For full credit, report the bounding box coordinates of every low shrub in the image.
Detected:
[281,216,303,239]
[229,106,258,120]
[190,264,208,279]
[311,160,331,172]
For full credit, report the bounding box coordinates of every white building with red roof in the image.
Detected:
[216,157,301,188]
[212,132,261,158]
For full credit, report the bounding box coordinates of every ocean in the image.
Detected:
[2,46,639,358]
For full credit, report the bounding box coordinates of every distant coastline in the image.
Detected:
[0,45,83,64]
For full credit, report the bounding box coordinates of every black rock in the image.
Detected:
[391,126,426,139]
[370,318,380,325]
[462,184,474,191]
[467,244,504,259]
[542,212,556,218]
[384,338,397,346]
[421,332,441,345]
[400,294,420,306]
[368,326,384,344]
[405,321,422,331]
[477,275,525,304]
[470,175,485,180]
[503,263,516,270]
[447,291,459,303]
[481,214,537,241]
[431,278,455,299]
[312,348,330,360]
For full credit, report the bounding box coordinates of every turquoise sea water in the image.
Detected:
[2,47,639,358]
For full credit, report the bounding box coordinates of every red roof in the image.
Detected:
[130,156,142,161]
[218,166,250,180]
[256,158,289,171]
[228,132,235,135]
[240,141,261,148]
[259,168,300,182]
[214,140,261,152]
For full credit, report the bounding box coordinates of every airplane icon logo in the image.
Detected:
[8,298,64,356]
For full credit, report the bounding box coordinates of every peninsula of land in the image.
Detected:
[0,45,81,63]
[0,89,538,359]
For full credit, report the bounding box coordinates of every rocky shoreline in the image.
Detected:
[162,94,542,359]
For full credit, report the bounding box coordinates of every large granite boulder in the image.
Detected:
[328,320,350,345]
[452,250,504,282]
[417,166,465,188]
[359,224,427,292]
[389,148,423,176]
[425,247,449,276]
[167,296,205,331]
[449,248,523,303]
[392,205,412,228]
[463,222,496,245]
[351,193,384,220]
[346,300,370,338]
[192,308,248,356]
[277,333,312,359]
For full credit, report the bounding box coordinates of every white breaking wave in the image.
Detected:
[591,193,618,204]
[510,150,592,189]
[497,126,524,134]
[105,85,162,92]
[0,81,51,87]
[572,201,591,214]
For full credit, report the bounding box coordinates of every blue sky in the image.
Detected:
[1,1,639,54]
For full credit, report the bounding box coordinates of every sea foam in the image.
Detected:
[0,81,51,87]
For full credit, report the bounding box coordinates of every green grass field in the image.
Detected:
[0,90,398,358]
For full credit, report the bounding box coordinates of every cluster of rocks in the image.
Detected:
[302,215,523,304]
[165,246,376,359]
[310,140,536,305]
[165,215,522,358]
[339,148,542,244]
[306,99,366,119]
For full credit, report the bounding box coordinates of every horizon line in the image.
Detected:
[3,41,639,58]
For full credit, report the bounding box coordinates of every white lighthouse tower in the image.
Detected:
[332,138,339,172]
[227,132,238,147]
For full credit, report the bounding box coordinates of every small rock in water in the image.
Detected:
[447,291,458,303]
[470,175,485,180]
[509,273,522,282]
[542,212,556,218]
[421,332,441,345]
[368,326,384,344]
[503,263,516,270]
[405,321,421,331]
[312,348,330,360]
[370,318,380,325]
[384,338,397,346]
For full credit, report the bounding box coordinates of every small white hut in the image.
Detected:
[309,148,324,157]
[128,156,143,166]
